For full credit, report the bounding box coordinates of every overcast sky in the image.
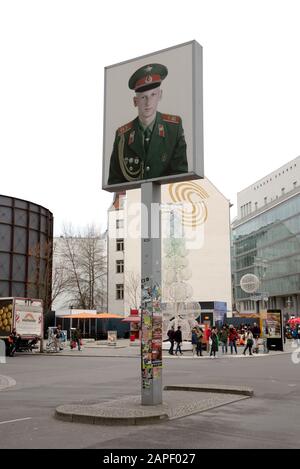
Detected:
[1,0,299,236]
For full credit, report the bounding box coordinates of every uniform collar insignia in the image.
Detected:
[158,124,165,138]
[128,130,135,145]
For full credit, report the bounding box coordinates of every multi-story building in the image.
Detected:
[232,156,300,317]
[107,179,232,321]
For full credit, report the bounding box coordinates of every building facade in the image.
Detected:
[232,156,300,317]
[107,179,232,320]
[0,194,53,311]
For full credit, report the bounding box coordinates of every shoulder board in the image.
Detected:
[161,113,180,124]
[118,121,133,136]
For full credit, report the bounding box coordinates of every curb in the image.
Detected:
[164,384,254,397]
[54,385,253,426]
[55,408,168,426]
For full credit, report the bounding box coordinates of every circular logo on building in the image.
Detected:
[240,274,260,293]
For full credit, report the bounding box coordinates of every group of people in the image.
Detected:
[208,323,261,357]
[54,325,82,351]
[51,325,82,352]
[167,325,185,356]
[289,325,300,345]
[166,322,262,358]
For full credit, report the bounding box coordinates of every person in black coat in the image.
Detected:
[174,326,183,356]
[167,325,175,355]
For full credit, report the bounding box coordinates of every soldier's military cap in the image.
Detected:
[128,63,168,93]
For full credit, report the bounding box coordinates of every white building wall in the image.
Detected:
[108,179,232,316]
[237,155,300,219]
[107,206,125,315]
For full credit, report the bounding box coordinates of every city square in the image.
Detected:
[1,0,300,453]
[0,343,299,449]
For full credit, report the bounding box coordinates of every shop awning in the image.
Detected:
[61,312,98,319]
[96,313,124,319]
[122,316,141,323]
[61,312,124,319]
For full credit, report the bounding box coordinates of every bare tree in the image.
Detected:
[58,224,107,310]
[124,271,140,310]
[51,240,73,307]
[27,240,53,312]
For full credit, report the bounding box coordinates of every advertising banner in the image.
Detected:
[262,309,283,351]
[15,298,43,337]
[103,41,203,191]
[262,310,282,339]
[107,330,117,346]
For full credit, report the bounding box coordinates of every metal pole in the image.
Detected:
[141,182,162,405]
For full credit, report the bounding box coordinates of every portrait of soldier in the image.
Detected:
[107,63,188,185]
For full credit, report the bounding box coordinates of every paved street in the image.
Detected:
[0,348,299,449]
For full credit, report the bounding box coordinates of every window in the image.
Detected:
[116,238,124,251]
[116,259,124,273]
[116,219,124,229]
[281,187,285,195]
[255,202,258,210]
[264,197,267,204]
[116,284,124,300]
[293,181,297,188]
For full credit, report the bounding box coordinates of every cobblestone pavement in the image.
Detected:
[56,390,249,425]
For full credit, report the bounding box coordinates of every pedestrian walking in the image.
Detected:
[205,326,212,354]
[210,327,219,358]
[174,326,183,356]
[228,325,238,354]
[167,325,175,355]
[191,328,198,357]
[196,327,203,356]
[53,324,63,352]
[251,322,261,353]
[219,326,228,354]
[243,329,254,355]
[74,327,82,351]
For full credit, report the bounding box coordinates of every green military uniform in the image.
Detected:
[107,62,188,185]
[108,111,188,184]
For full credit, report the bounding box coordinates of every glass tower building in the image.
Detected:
[232,157,300,317]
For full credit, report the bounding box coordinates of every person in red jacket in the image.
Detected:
[205,326,212,353]
[228,325,239,354]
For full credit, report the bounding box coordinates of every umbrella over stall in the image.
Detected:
[288,317,300,325]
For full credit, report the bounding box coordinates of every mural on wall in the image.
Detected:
[162,181,209,340]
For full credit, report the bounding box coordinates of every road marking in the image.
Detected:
[0,375,17,390]
[0,417,32,425]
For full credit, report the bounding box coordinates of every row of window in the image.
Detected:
[240,202,252,218]
[241,184,298,218]
[253,163,297,190]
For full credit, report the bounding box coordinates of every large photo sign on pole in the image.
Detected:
[102,40,204,192]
